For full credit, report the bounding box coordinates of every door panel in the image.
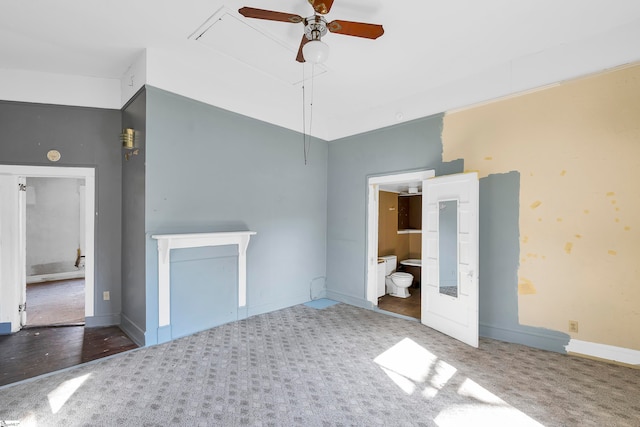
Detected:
[18,177,27,326]
[421,173,479,347]
[0,175,22,332]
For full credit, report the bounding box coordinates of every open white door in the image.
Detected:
[18,177,27,326]
[421,172,479,347]
[0,175,25,332]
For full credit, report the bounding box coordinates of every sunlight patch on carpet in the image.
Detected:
[47,373,91,414]
[374,337,457,397]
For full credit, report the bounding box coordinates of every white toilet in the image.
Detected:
[380,255,413,298]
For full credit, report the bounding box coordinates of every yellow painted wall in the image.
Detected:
[442,64,640,351]
[408,233,421,259]
[378,191,398,257]
[378,191,410,260]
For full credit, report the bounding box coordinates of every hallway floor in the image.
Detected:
[26,279,85,326]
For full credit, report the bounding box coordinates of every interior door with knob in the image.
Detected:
[421,172,479,347]
[0,174,27,332]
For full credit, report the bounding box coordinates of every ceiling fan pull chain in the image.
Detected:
[305,64,316,165]
[302,64,308,165]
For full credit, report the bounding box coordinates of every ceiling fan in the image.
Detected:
[239,0,384,64]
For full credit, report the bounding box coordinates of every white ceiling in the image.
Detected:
[1,0,639,140]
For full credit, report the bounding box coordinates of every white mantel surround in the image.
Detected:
[151,231,256,328]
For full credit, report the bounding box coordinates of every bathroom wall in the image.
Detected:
[443,64,640,354]
[378,191,399,257]
[408,234,421,259]
[378,191,410,261]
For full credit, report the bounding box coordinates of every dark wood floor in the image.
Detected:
[378,287,421,319]
[0,326,137,387]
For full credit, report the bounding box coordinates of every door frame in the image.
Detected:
[0,164,95,332]
[366,169,435,306]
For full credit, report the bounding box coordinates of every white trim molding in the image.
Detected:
[151,231,256,328]
[566,339,640,366]
[366,169,435,306]
[0,164,95,322]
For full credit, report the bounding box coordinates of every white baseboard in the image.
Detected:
[566,339,640,366]
[27,271,84,284]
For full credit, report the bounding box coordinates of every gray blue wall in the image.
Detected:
[121,90,147,346]
[143,87,328,345]
[325,114,463,305]
[0,100,122,327]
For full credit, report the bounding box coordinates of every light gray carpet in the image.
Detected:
[1,303,639,426]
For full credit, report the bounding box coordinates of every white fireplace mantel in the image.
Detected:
[151,231,256,328]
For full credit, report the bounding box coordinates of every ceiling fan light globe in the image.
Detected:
[303,40,329,64]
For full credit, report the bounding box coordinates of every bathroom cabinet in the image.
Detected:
[398,194,422,231]
[398,196,409,229]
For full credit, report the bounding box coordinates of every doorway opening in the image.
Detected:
[25,177,86,327]
[366,170,434,320]
[0,165,95,333]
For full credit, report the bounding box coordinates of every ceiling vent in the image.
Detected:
[189,7,327,85]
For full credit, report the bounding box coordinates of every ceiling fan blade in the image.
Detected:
[238,7,304,24]
[327,20,384,39]
[308,0,335,15]
[296,35,310,63]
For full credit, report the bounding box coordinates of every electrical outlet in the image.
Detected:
[568,320,579,333]
[103,291,110,301]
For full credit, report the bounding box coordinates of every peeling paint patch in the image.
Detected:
[615,218,620,223]
[527,253,538,258]
[575,234,582,239]
[608,250,617,256]
[556,218,563,222]
[606,192,615,197]
[518,278,537,295]
[484,156,493,160]
[530,201,542,209]
[615,207,620,211]
[584,210,590,214]
[625,226,631,231]
[560,170,567,176]
[523,236,529,243]
[565,242,573,254]
[611,200,617,205]
[538,218,542,222]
